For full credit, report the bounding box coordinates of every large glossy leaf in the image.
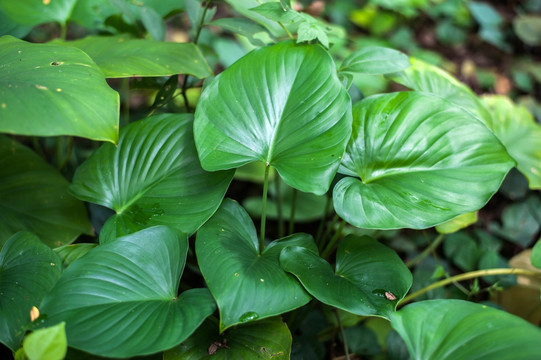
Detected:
[39,226,216,358]
[339,47,410,75]
[0,232,62,351]
[196,199,316,332]
[56,35,212,78]
[0,136,92,248]
[0,0,76,26]
[391,299,541,359]
[194,40,352,195]
[334,91,514,229]
[164,317,291,359]
[280,235,412,319]
[389,58,493,128]
[70,114,234,237]
[0,36,119,142]
[483,95,541,189]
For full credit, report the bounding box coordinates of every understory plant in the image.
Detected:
[1,0,541,359]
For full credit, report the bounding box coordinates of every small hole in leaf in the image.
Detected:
[50,61,63,66]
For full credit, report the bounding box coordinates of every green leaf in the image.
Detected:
[443,232,481,272]
[532,239,541,269]
[53,244,96,269]
[250,2,303,24]
[339,47,410,75]
[0,8,32,38]
[0,36,119,142]
[55,35,212,78]
[40,226,216,358]
[297,20,329,48]
[22,322,67,360]
[140,6,166,41]
[488,201,539,247]
[436,212,477,234]
[391,299,541,359]
[333,92,514,229]
[0,0,76,26]
[483,95,541,189]
[196,199,316,331]
[164,317,291,359]
[194,40,352,195]
[70,114,233,237]
[478,251,516,286]
[514,15,541,46]
[0,232,62,350]
[210,17,272,46]
[225,0,286,37]
[0,136,92,248]
[280,235,412,319]
[389,58,493,128]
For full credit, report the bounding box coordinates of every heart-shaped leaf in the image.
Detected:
[39,226,216,358]
[164,317,291,359]
[0,136,92,248]
[280,235,412,319]
[339,47,410,75]
[0,232,62,350]
[21,322,67,360]
[334,91,514,229]
[70,114,234,237]
[391,299,541,359]
[55,35,213,78]
[194,40,352,195]
[196,199,316,332]
[389,58,493,128]
[0,36,119,143]
[483,95,541,189]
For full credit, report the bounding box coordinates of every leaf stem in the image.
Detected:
[260,164,271,252]
[60,22,67,41]
[333,308,351,360]
[288,188,297,234]
[321,219,346,258]
[278,21,294,40]
[399,268,541,306]
[405,233,445,268]
[316,196,332,244]
[275,177,284,238]
[121,78,130,125]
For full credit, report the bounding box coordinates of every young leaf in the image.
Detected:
[280,235,412,319]
[22,322,67,360]
[39,226,216,358]
[391,299,541,359]
[339,47,410,75]
[334,91,514,229]
[196,199,317,332]
[483,95,541,189]
[389,58,493,128]
[0,136,92,248]
[55,35,212,78]
[0,36,119,143]
[194,40,352,195]
[164,317,291,359]
[0,232,62,351]
[70,114,234,237]
[210,17,273,46]
[435,212,478,234]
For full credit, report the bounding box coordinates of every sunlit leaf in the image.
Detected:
[334,91,514,229]
[194,40,352,195]
[339,46,410,75]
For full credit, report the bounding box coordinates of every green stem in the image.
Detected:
[321,220,346,259]
[275,177,284,238]
[406,233,445,268]
[316,196,332,245]
[260,164,271,252]
[319,214,339,252]
[60,22,67,40]
[121,78,130,125]
[288,188,297,235]
[58,136,74,171]
[182,0,212,112]
[399,268,541,306]
[278,21,294,40]
[333,309,350,360]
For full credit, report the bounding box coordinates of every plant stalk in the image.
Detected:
[333,308,351,360]
[399,268,541,306]
[275,177,284,238]
[321,219,346,259]
[260,164,271,252]
[405,233,445,268]
[288,188,297,234]
[316,196,332,244]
